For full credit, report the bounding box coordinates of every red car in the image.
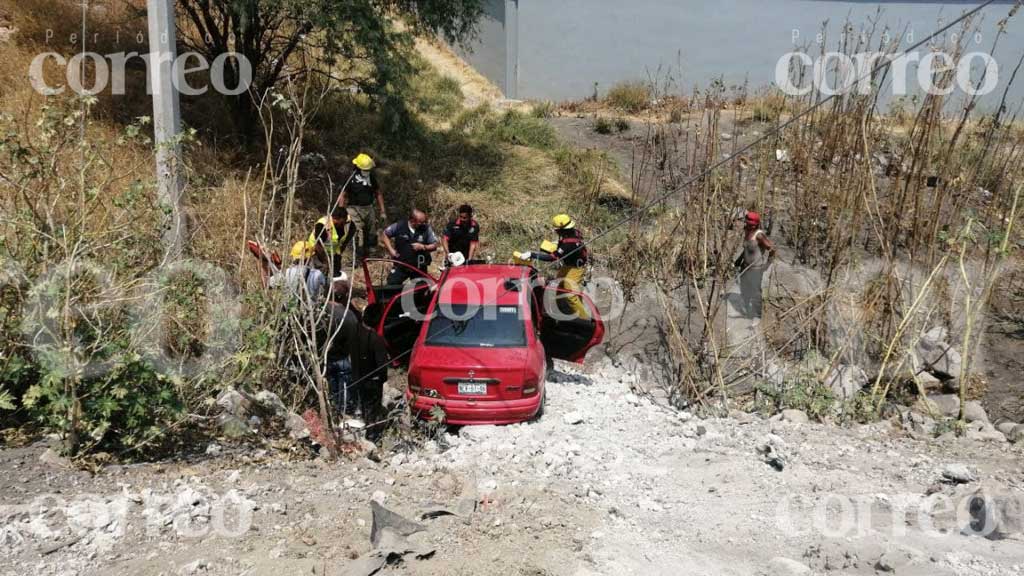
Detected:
[361,260,604,425]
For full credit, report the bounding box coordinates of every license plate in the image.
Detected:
[457,382,488,395]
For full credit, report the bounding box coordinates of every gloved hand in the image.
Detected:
[516,251,532,260]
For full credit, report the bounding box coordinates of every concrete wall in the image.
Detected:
[456,0,1023,104]
[452,0,518,98]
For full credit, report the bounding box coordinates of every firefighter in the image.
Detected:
[337,153,387,259]
[518,214,591,320]
[443,204,480,265]
[309,206,356,277]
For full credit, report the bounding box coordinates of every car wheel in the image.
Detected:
[545,354,554,376]
[533,387,547,421]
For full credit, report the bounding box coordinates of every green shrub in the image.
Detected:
[454,107,558,149]
[530,101,556,118]
[594,116,629,135]
[606,81,651,113]
[22,355,184,456]
[755,352,837,421]
[410,72,464,120]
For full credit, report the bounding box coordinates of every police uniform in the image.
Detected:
[443,218,480,261]
[383,220,439,285]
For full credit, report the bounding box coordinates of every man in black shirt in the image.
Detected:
[337,153,387,259]
[324,298,389,429]
[443,204,480,264]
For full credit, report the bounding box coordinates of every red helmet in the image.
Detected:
[745,211,761,226]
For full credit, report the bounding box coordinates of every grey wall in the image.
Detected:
[457,0,1024,104]
[453,0,517,97]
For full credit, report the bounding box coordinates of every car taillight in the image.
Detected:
[408,370,421,393]
[523,377,539,396]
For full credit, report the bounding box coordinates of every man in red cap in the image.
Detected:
[735,210,774,318]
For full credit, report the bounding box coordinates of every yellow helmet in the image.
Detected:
[552,214,575,230]
[540,240,559,253]
[352,153,375,171]
[290,241,313,260]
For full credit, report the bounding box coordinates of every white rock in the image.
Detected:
[460,425,500,442]
[478,478,498,494]
[962,401,989,424]
[255,390,288,416]
[916,327,962,379]
[768,557,811,575]
[995,421,1018,436]
[562,412,584,425]
[1009,424,1024,444]
[780,409,809,424]
[825,365,868,400]
[941,463,976,484]
[285,412,310,440]
[915,394,960,418]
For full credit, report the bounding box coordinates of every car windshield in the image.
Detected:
[425,303,526,348]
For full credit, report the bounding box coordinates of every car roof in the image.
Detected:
[437,264,532,306]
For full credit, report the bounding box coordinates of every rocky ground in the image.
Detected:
[2,356,1023,576]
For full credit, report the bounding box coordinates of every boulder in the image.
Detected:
[962,401,989,424]
[915,327,962,379]
[965,424,1007,443]
[1009,425,1024,444]
[914,371,943,392]
[285,412,310,440]
[825,365,868,400]
[217,414,252,438]
[995,421,1018,436]
[901,410,937,437]
[780,409,810,424]
[254,390,288,416]
[914,394,960,418]
[215,388,254,418]
[941,463,976,484]
[964,484,1024,540]
[39,448,71,469]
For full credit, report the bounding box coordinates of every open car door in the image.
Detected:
[361,258,437,306]
[537,285,604,364]
[361,259,437,363]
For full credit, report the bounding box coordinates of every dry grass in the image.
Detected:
[609,13,1024,418]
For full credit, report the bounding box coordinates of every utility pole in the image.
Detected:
[147,0,185,262]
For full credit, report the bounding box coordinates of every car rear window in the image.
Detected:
[425,304,526,348]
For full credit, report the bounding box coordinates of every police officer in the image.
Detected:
[381,209,439,285]
[443,204,480,265]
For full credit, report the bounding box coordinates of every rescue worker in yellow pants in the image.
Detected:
[517,214,591,320]
[310,206,357,278]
